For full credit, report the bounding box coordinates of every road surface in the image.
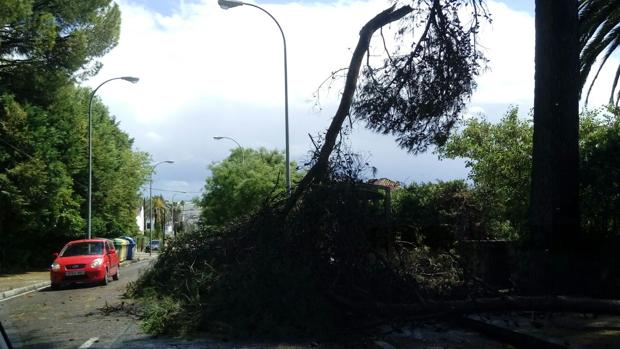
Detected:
[0,261,321,349]
[0,260,153,349]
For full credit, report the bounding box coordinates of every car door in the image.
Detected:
[107,241,119,273]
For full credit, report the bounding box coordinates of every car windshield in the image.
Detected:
[60,242,104,257]
[150,240,160,246]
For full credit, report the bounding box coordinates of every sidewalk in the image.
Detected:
[0,270,49,294]
[0,252,155,301]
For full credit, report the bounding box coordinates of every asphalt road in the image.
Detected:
[0,260,329,349]
[0,260,153,349]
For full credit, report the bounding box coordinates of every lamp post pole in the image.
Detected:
[149,160,174,255]
[213,136,244,165]
[218,0,290,194]
[87,76,139,239]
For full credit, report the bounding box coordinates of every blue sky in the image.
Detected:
[130,0,534,17]
[89,0,613,201]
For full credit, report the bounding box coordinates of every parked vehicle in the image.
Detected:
[50,239,120,289]
[144,239,160,253]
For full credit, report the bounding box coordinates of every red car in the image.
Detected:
[50,239,120,289]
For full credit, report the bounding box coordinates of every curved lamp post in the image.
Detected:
[87,76,139,239]
[149,160,174,255]
[213,136,245,165]
[218,0,290,195]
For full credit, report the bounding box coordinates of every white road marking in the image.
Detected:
[0,285,49,303]
[78,337,99,348]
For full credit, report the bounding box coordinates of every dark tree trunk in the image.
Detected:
[530,1,581,293]
[530,1,580,251]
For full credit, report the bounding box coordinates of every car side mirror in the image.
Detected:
[52,252,59,258]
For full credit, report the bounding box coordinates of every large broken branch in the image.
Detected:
[285,5,413,212]
[329,293,620,316]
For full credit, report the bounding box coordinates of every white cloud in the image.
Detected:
[87,0,612,195]
[145,131,163,143]
[470,1,535,106]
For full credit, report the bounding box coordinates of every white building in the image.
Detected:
[135,206,145,234]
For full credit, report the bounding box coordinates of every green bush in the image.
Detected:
[392,180,486,246]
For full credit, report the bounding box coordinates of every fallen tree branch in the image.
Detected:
[285,4,413,213]
[329,293,620,317]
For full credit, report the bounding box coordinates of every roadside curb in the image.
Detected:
[120,259,138,267]
[119,257,151,267]
[0,281,50,301]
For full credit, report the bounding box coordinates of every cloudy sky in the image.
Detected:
[86,0,618,201]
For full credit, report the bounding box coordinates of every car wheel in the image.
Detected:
[50,283,60,290]
[112,265,120,281]
[101,268,109,286]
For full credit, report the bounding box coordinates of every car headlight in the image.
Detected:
[51,262,61,271]
[90,258,103,268]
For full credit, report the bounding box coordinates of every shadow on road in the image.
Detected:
[39,282,107,292]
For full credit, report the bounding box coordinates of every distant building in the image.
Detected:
[164,222,174,236]
[367,178,401,190]
[181,202,201,233]
[135,206,145,234]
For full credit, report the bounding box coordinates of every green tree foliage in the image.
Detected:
[0,0,137,271]
[439,106,620,241]
[439,107,532,239]
[0,0,121,103]
[0,85,149,270]
[200,148,302,227]
[0,94,84,266]
[580,107,620,238]
[142,195,171,239]
[89,92,150,237]
[392,180,484,247]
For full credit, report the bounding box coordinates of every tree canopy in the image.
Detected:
[0,0,146,271]
[0,0,121,104]
[200,148,303,227]
[439,107,532,239]
[0,85,150,269]
[439,106,620,241]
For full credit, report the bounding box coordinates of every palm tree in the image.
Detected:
[153,196,166,237]
[579,0,620,105]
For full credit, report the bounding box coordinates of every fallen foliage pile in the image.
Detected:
[128,181,471,337]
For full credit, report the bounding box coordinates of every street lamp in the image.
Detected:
[218,0,290,195]
[87,76,139,239]
[213,136,245,165]
[149,160,174,255]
